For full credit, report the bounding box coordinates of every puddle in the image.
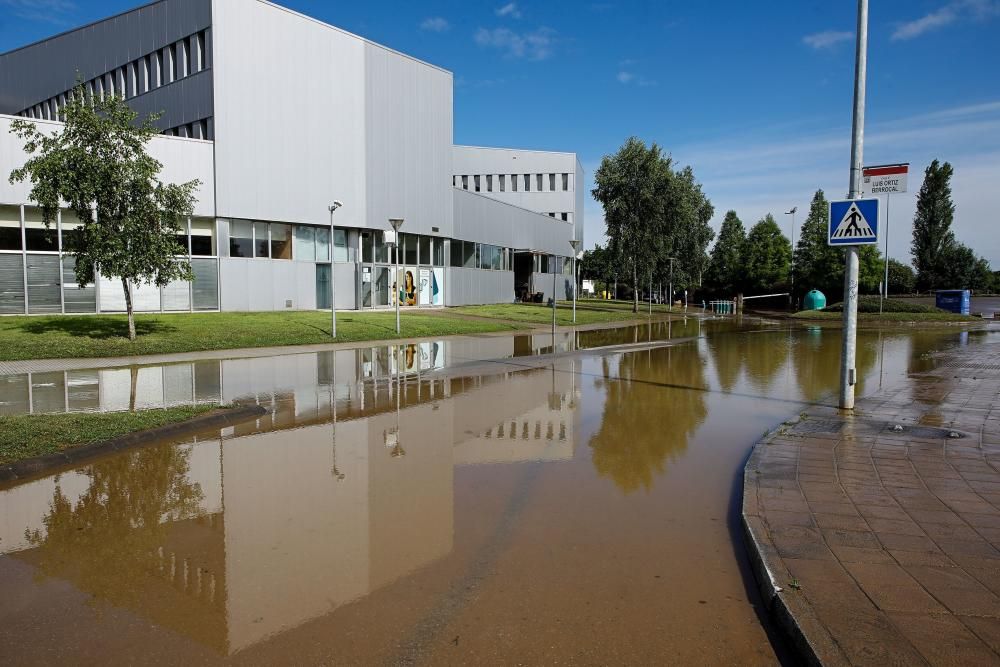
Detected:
[0,322,994,663]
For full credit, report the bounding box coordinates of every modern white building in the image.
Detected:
[0,0,582,315]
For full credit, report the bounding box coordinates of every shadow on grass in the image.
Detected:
[18,317,178,340]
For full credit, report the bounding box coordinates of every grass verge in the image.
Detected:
[453,301,675,325]
[791,310,977,322]
[0,311,525,362]
[0,405,217,466]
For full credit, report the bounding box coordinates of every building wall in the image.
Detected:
[444,267,513,306]
[0,0,213,134]
[211,0,452,237]
[453,189,575,257]
[452,145,583,233]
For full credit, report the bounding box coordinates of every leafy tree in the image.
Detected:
[886,258,916,294]
[945,243,995,291]
[9,83,200,340]
[659,165,715,291]
[911,160,956,291]
[580,243,620,296]
[858,245,884,295]
[793,190,842,298]
[743,214,791,294]
[592,137,671,312]
[705,210,746,292]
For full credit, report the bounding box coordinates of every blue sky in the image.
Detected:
[1,0,998,264]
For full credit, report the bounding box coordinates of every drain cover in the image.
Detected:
[789,420,844,435]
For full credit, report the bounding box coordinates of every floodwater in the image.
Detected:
[0,319,993,665]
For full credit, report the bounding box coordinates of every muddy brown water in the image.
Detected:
[0,319,993,664]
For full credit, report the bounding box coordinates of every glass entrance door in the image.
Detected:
[374,266,390,307]
[316,264,331,309]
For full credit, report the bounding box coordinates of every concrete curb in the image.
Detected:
[742,430,850,667]
[0,405,266,484]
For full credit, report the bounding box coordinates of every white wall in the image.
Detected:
[453,189,576,257]
[0,115,215,216]
[444,267,513,306]
[219,258,321,312]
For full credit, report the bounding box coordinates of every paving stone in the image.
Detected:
[842,562,947,613]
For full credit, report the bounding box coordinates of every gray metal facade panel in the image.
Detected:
[453,189,575,257]
[0,0,212,114]
[211,0,368,228]
[364,43,453,238]
[125,70,214,133]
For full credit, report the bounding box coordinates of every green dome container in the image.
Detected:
[803,289,827,311]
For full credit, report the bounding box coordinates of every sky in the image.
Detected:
[1,0,998,265]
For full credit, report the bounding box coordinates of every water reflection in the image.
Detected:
[588,345,708,493]
[0,323,993,661]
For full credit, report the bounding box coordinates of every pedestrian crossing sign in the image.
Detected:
[829,198,879,245]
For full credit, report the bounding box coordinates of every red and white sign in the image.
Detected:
[863,163,908,195]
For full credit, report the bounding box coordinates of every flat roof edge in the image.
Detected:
[455,144,578,158]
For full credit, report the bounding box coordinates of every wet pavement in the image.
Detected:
[0,318,992,664]
[745,327,1000,665]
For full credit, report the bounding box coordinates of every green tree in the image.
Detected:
[743,214,791,294]
[9,83,200,340]
[886,258,916,294]
[705,210,746,293]
[659,165,714,290]
[592,137,671,312]
[945,243,995,291]
[858,245,884,295]
[793,190,842,298]
[580,243,620,296]
[911,160,956,291]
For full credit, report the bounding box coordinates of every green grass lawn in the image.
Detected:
[453,301,673,325]
[0,406,217,466]
[791,310,977,322]
[792,296,978,322]
[0,311,524,362]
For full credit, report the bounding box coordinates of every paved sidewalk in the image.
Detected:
[744,339,1000,665]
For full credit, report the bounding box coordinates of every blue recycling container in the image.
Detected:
[935,290,970,315]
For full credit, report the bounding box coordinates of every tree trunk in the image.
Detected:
[632,263,639,313]
[129,366,138,412]
[122,278,136,341]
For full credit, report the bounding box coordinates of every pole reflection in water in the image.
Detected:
[0,323,993,664]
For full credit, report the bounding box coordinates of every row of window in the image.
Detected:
[0,206,215,256]
[228,220,348,262]
[360,231,445,267]
[164,118,212,140]
[455,172,573,194]
[18,28,210,134]
[546,212,573,223]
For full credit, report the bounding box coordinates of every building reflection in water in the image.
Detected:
[0,338,583,656]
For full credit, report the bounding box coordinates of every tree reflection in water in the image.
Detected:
[24,445,204,602]
[588,345,708,493]
[793,328,879,402]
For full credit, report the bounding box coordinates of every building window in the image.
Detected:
[449,240,463,267]
[403,234,418,265]
[374,231,389,263]
[229,220,253,257]
[562,173,570,191]
[333,228,348,262]
[452,175,456,187]
[433,238,444,266]
[537,174,543,192]
[418,236,431,266]
[499,175,506,192]
[462,175,468,190]
[486,175,493,192]
[316,227,331,262]
[524,174,530,192]
[268,223,290,260]
[511,174,518,192]
[294,225,316,261]
[193,31,205,72]
[188,218,215,256]
[462,240,476,268]
[61,210,85,252]
[561,212,569,222]
[0,206,21,251]
[24,208,58,252]
[549,173,556,191]
[474,175,481,192]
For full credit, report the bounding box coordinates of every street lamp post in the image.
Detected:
[569,239,581,324]
[785,206,797,309]
[388,218,404,335]
[328,202,343,338]
[667,257,677,312]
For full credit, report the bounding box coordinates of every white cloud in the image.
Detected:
[420,17,450,32]
[616,70,656,87]
[495,2,522,19]
[892,0,1000,40]
[616,71,634,84]
[474,27,554,60]
[0,0,75,23]
[802,30,853,50]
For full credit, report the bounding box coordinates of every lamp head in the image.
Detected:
[329,201,344,213]
[388,218,404,232]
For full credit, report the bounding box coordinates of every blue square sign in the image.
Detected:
[829,198,879,245]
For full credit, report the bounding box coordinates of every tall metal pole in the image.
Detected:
[668,258,674,313]
[570,239,581,324]
[389,219,404,335]
[880,194,890,313]
[328,204,340,338]
[840,0,868,410]
[552,261,557,334]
